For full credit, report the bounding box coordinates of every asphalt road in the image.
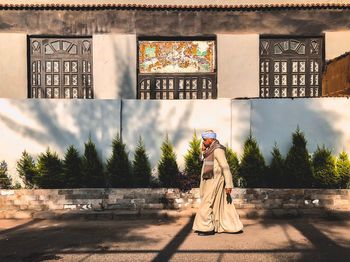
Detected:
[0,216,349,262]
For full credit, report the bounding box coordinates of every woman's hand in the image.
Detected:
[225,188,232,195]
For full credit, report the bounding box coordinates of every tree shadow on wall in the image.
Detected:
[0,98,194,173]
[0,99,119,160]
[113,37,136,99]
[249,98,345,163]
[121,100,194,169]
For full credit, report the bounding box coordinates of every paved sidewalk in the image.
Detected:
[0,217,349,262]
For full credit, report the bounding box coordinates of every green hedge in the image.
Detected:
[9,128,350,189]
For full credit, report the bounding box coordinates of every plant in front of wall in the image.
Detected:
[35,148,65,189]
[266,143,286,188]
[285,127,313,188]
[16,150,37,189]
[182,132,202,189]
[238,133,266,188]
[132,137,151,188]
[63,145,83,188]
[336,151,350,189]
[82,137,105,188]
[312,145,339,188]
[158,134,179,188]
[106,134,132,188]
[225,146,242,187]
[0,160,12,189]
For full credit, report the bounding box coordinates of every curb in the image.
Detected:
[2,208,349,220]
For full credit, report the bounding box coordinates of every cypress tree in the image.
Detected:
[267,144,286,188]
[106,134,132,188]
[336,151,350,188]
[16,150,37,188]
[63,145,83,188]
[285,127,313,188]
[132,137,151,187]
[225,147,241,187]
[36,148,64,189]
[238,134,266,187]
[82,138,105,188]
[312,145,339,188]
[184,132,202,188]
[158,134,179,187]
[0,161,12,189]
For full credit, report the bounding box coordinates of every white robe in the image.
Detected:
[192,148,244,233]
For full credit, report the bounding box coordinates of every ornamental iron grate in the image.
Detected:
[29,37,93,99]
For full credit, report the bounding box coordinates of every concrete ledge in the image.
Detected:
[31,209,197,220]
[1,188,350,220]
[5,208,348,221]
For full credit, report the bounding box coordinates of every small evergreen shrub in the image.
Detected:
[132,137,151,188]
[63,145,83,188]
[336,151,350,189]
[13,182,22,189]
[158,134,179,188]
[174,171,194,191]
[238,134,266,187]
[312,145,339,188]
[150,175,161,188]
[285,128,313,188]
[267,144,286,188]
[36,148,65,189]
[82,138,105,188]
[183,132,202,188]
[0,161,12,189]
[16,150,37,188]
[106,134,132,188]
[225,147,241,187]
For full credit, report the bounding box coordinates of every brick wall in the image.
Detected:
[1,188,349,219]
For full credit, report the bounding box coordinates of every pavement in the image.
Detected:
[0,216,349,262]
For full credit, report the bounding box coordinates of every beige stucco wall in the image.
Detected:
[325,31,350,60]
[93,34,137,99]
[0,33,27,99]
[217,34,260,98]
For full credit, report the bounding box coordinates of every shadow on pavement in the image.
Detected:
[1,213,349,261]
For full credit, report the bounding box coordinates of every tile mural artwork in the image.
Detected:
[139,41,216,73]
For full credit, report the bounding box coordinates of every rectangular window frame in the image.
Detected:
[136,36,218,100]
[259,35,325,98]
[27,35,93,99]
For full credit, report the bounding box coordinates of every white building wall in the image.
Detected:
[0,99,121,182]
[121,99,244,171]
[2,32,347,99]
[325,30,350,60]
[251,98,350,162]
[2,98,350,184]
[217,34,260,98]
[93,34,137,99]
[0,33,27,99]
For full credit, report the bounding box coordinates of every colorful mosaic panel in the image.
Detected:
[139,41,215,73]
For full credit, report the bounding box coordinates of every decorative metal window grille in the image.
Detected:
[29,37,93,99]
[260,37,323,98]
[137,37,217,100]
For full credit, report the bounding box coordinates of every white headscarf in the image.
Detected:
[201,131,217,140]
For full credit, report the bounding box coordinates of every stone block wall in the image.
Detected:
[0,188,349,219]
